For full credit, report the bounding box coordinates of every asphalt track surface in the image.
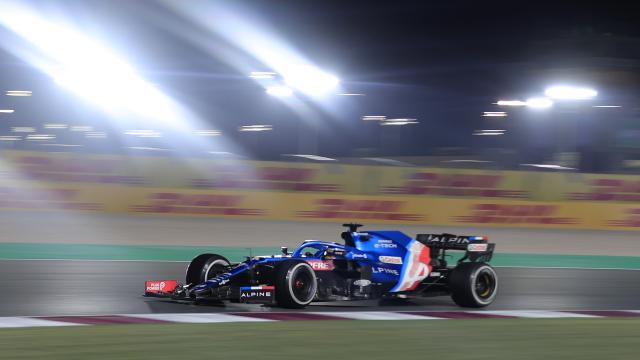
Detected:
[1,260,639,317]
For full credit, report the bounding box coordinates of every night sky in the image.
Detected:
[1,0,639,160]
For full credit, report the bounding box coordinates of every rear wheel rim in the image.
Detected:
[473,267,497,304]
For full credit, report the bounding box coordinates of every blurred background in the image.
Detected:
[0,0,639,250]
[3,2,640,358]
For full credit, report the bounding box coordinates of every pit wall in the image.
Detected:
[1,150,639,231]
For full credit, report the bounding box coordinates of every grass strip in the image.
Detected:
[1,318,640,360]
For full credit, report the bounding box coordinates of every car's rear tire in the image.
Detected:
[274,260,318,309]
[449,262,498,308]
[186,253,230,285]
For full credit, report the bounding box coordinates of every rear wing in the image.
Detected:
[416,233,495,264]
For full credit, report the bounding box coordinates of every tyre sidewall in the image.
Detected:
[275,260,318,308]
[450,262,498,307]
[469,263,498,306]
[186,254,230,285]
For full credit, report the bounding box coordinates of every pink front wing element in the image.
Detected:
[145,280,178,294]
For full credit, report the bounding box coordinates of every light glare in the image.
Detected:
[44,123,68,129]
[544,86,597,100]
[26,134,55,140]
[70,125,93,132]
[0,135,21,141]
[239,124,273,132]
[266,86,293,97]
[250,71,277,79]
[285,154,336,161]
[11,127,35,133]
[380,118,418,126]
[194,130,222,136]
[6,90,32,96]
[482,111,507,117]
[496,100,527,106]
[526,97,553,109]
[125,129,162,138]
[85,131,107,138]
[362,115,386,121]
[282,65,339,95]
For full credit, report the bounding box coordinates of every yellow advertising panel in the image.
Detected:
[2,177,638,231]
[2,150,640,204]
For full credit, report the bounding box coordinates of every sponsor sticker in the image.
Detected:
[379,256,403,265]
[306,260,335,271]
[467,243,488,252]
[145,280,178,294]
[372,267,400,276]
[374,241,398,249]
[239,286,275,304]
[426,235,471,245]
[353,279,372,286]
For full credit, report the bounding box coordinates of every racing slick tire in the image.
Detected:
[274,260,318,309]
[186,253,230,285]
[449,262,498,308]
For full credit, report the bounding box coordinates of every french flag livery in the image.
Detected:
[391,240,431,292]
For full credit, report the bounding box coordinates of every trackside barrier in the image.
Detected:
[2,150,640,202]
[0,181,639,231]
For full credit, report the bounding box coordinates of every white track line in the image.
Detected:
[0,317,83,328]
[481,310,599,318]
[128,313,274,323]
[312,311,442,320]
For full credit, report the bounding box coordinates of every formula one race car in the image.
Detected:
[145,224,498,308]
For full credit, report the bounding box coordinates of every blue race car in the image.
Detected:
[144,224,498,308]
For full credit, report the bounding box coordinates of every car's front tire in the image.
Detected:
[449,262,498,307]
[274,260,318,309]
[185,253,230,285]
